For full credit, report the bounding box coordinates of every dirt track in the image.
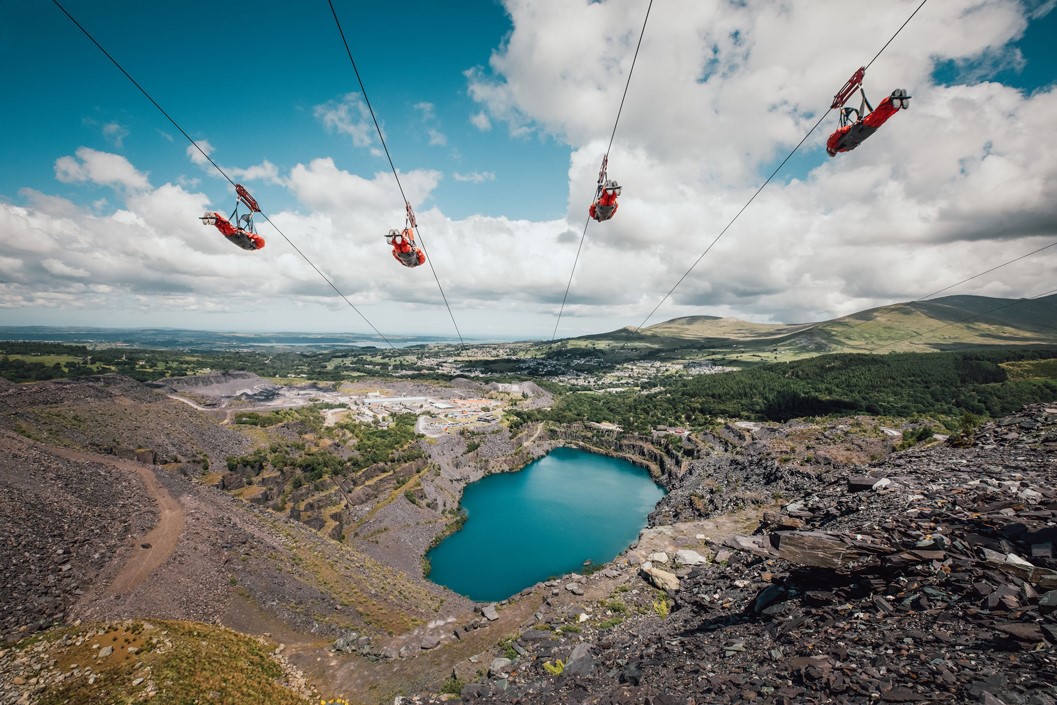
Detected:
[49,446,186,594]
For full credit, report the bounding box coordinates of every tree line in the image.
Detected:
[510,348,1057,432]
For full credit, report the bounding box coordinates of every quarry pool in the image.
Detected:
[426,447,666,602]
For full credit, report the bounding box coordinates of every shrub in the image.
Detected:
[498,637,518,661]
[439,674,464,695]
[899,425,934,449]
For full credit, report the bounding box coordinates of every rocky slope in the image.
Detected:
[401,405,1057,705]
[0,374,253,468]
[0,431,157,642]
[2,370,1054,705]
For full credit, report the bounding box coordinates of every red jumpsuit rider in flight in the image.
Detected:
[589,180,622,222]
[200,184,265,251]
[200,212,265,251]
[386,228,426,268]
[827,89,910,157]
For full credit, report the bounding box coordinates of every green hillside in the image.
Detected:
[510,347,1057,432]
[598,294,1057,360]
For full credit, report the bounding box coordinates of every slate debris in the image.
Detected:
[0,435,157,643]
[412,405,1057,704]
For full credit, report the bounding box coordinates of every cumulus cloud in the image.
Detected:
[54,147,150,192]
[184,140,284,186]
[229,160,285,186]
[6,1,1057,338]
[451,0,1057,333]
[314,93,377,150]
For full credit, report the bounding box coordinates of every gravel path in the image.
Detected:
[49,446,186,594]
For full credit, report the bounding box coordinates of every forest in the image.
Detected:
[509,347,1057,432]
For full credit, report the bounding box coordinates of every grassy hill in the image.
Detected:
[3,620,314,705]
[574,294,1057,363]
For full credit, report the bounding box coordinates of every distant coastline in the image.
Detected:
[0,326,480,349]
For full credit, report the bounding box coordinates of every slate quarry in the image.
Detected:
[428,405,1057,705]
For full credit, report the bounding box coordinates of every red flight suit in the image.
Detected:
[826,95,902,157]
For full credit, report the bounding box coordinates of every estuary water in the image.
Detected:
[426,447,665,602]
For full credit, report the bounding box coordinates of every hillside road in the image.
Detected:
[49,446,185,594]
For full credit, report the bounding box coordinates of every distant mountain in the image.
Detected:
[602,294,1057,355]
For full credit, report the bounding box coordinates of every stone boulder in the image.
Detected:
[674,549,708,566]
[562,643,595,678]
[766,531,894,570]
[640,563,680,592]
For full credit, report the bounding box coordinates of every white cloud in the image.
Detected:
[1025,0,1055,20]
[5,1,1057,338]
[186,140,213,167]
[314,93,377,149]
[229,160,285,186]
[453,171,496,184]
[42,258,90,278]
[470,111,492,131]
[54,147,150,192]
[427,128,447,147]
[414,102,436,119]
[101,122,129,148]
[185,140,284,186]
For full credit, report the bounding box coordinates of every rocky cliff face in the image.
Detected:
[405,405,1057,705]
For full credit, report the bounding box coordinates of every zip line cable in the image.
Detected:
[51,1,232,190]
[604,0,655,166]
[632,111,831,336]
[627,0,928,338]
[327,0,464,346]
[783,238,1057,347]
[552,0,654,341]
[52,0,397,350]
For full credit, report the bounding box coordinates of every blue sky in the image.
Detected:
[3,0,569,221]
[1,0,1056,340]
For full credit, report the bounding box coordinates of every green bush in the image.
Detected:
[439,674,464,695]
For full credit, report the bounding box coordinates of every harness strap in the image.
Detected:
[860,87,874,114]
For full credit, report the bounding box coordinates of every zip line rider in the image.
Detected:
[588,155,622,222]
[200,184,265,251]
[590,180,622,222]
[827,88,910,157]
[386,228,425,268]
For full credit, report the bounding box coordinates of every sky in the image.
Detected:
[1,0,1055,341]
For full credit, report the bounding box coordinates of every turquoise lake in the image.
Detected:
[426,447,666,602]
